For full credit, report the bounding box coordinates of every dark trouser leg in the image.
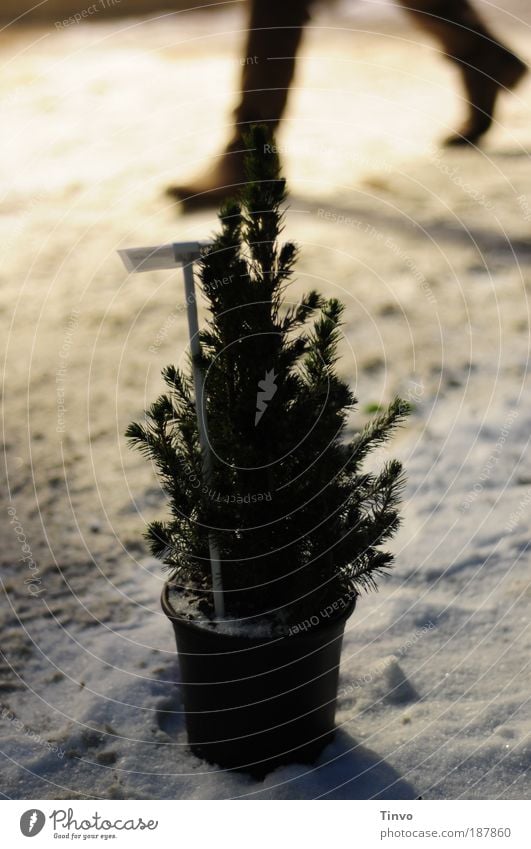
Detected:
[397,0,526,144]
[168,0,312,206]
[234,0,312,129]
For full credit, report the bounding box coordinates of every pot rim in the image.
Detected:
[160,581,356,647]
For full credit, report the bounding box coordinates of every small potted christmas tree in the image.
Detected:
[127,126,408,774]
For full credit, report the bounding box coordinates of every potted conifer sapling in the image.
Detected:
[126,127,409,774]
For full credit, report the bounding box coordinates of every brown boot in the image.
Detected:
[167,0,312,209]
[397,0,527,146]
[445,45,526,146]
[166,137,250,209]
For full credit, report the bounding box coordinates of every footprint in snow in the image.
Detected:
[155,695,186,738]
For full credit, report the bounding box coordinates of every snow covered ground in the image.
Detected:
[1,2,530,799]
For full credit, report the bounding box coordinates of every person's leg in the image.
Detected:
[168,0,312,206]
[397,0,526,145]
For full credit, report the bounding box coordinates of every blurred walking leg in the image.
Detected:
[168,0,312,207]
[397,0,526,145]
[168,0,527,207]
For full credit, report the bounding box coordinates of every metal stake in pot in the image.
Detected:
[118,240,225,619]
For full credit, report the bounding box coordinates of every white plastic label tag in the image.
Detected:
[118,240,213,273]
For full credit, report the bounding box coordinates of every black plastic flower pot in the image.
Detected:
[161,584,355,776]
